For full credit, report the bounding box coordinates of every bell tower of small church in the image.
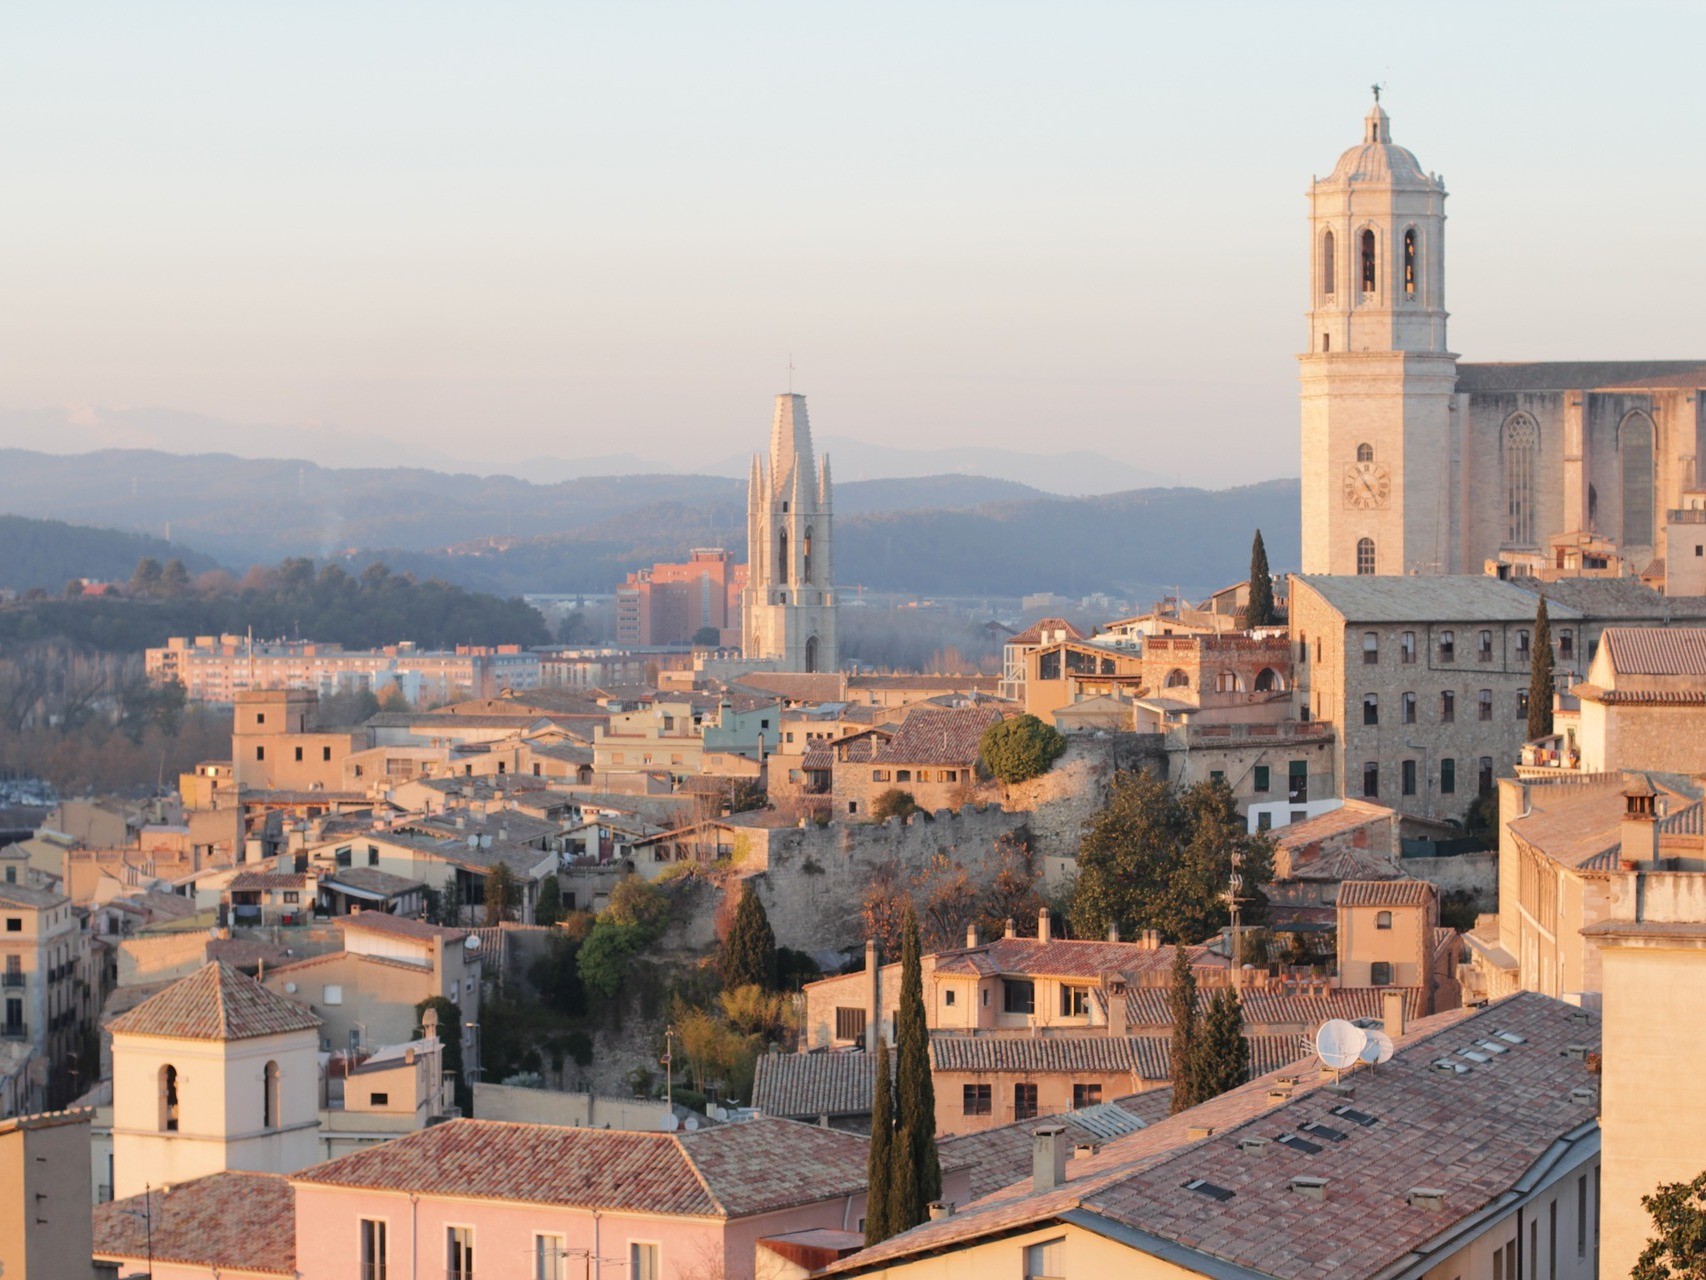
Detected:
[742,392,838,672]
[1300,94,1458,576]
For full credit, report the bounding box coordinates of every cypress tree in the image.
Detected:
[1192,988,1251,1103]
[1528,595,1555,742]
[1167,947,1200,1114]
[893,903,941,1227]
[1243,530,1276,629]
[865,1045,895,1246]
[722,882,778,990]
[890,1125,919,1236]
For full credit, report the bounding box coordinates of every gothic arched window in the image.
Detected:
[1164,669,1189,689]
[802,527,813,585]
[1360,229,1377,292]
[804,636,819,673]
[1403,228,1418,296]
[1356,443,1374,463]
[160,1064,179,1132]
[1357,537,1376,575]
[1322,229,1336,297]
[263,1060,280,1129]
[1621,411,1656,547]
[778,530,789,585]
[1504,414,1539,547]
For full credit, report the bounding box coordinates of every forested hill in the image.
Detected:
[0,514,219,594]
[0,559,550,653]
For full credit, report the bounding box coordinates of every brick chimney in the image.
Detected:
[865,938,880,1053]
[966,922,979,948]
[1037,907,1052,944]
[1032,1124,1069,1192]
[1621,780,1660,867]
[1107,978,1128,1037]
[1382,988,1407,1039]
[1004,917,1017,939]
[1107,922,1119,943]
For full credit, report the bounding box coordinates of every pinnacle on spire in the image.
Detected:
[1364,96,1391,145]
[769,392,815,498]
[818,453,833,509]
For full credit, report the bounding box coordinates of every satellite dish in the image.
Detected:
[1315,1019,1369,1071]
[659,1112,680,1132]
[1360,1029,1395,1065]
[684,1116,699,1131]
[463,935,480,951]
[284,982,298,994]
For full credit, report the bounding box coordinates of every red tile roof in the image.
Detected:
[1601,625,1706,676]
[1006,617,1086,646]
[932,937,1223,982]
[107,961,323,1041]
[871,706,1006,767]
[293,1116,877,1218]
[228,870,312,892]
[1337,879,1437,908]
[339,911,467,944]
[93,1172,294,1277]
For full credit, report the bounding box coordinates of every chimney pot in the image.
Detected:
[966,922,979,948]
[1037,907,1052,944]
[927,1201,954,1221]
[1382,988,1407,1039]
[1032,1124,1069,1193]
[1004,917,1017,939]
[1107,921,1119,943]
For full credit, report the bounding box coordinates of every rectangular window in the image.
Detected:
[294,746,304,762]
[324,984,344,1006]
[895,769,912,782]
[1024,1237,1066,1280]
[1400,631,1416,664]
[256,745,265,761]
[1003,979,1035,1015]
[1440,758,1456,794]
[1257,811,1273,831]
[369,1092,389,1106]
[1516,629,1531,659]
[834,1007,866,1042]
[1362,762,1379,798]
[1440,690,1455,723]
[1480,757,1496,795]
[1362,632,1379,664]
[535,1234,566,1280]
[963,1083,992,1115]
[1401,759,1417,796]
[4,919,18,933]
[1013,1082,1039,1120]
[283,891,300,904]
[360,1219,387,1280]
[943,770,958,782]
[1577,1174,1588,1256]
[1401,692,1416,724]
[944,989,956,1006]
[1210,769,1225,783]
[1549,1199,1557,1280]
[323,746,333,762]
[1289,760,1308,803]
[1370,961,1392,985]
[1479,630,1494,661]
[1363,694,1379,726]
[1439,630,1455,661]
[446,1226,474,1280]
[630,1242,661,1280]
[1252,765,1270,793]
[1060,985,1089,1017]
[1517,690,1530,719]
[1479,690,1494,721]
[1072,1083,1102,1109]
[1559,630,1574,660]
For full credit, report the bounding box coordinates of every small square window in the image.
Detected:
[944,989,956,1006]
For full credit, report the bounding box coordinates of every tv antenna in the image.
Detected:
[1314,1018,1368,1082]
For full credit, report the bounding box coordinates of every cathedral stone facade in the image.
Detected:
[1301,98,1706,578]
[742,392,838,672]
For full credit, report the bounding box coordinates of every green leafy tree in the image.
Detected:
[722,882,778,991]
[1635,1167,1706,1279]
[607,874,671,937]
[483,861,520,926]
[1070,772,1273,945]
[527,932,588,1017]
[415,995,469,1114]
[979,714,1067,785]
[892,903,941,1229]
[1528,595,1555,742]
[535,875,563,927]
[129,557,163,596]
[692,625,721,646]
[577,921,646,999]
[63,578,83,599]
[866,1045,895,1247]
[1242,529,1276,628]
[1167,947,1200,1114]
[870,789,921,823]
[159,558,192,597]
[1190,988,1251,1104]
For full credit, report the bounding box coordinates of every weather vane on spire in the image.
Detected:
[1372,82,1382,103]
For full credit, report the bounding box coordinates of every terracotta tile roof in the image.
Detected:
[1337,879,1436,908]
[1120,986,1424,1032]
[1292,574,1582,624]
[339,912,467,943]
[107,961,322,1042]
[227,870,312,892]
[730,672,849,703]
[93,1172,295,1277]
[941,1093,1171,1200]
[871,705,1006,767]
[827,992,1599,1279]
[754,1050,893,1119]
[0,882,68,909]
[1507,772,1699,871]
[930,1034,1307,1082]
[932,937,1224,982]
[1006,617,1087,646]
[1273,799,1396,850]
[293,1116,879,1218]
[1601,626,1706,675]
[1660,802,1705,836]
[323,867,426,896]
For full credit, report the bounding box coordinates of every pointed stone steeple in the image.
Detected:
[743,392,838,673]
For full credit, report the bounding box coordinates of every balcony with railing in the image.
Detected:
[1,1021,27,1040]
[2,972,24,988]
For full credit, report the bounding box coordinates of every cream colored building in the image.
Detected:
[108,961,323,1198]
[744,392,839,673]
[0,1108,96,1280]
[1335,878,1438,989]
[0,882,87,1113]
[1301,96,1706,579]
[1572,627,1706,775]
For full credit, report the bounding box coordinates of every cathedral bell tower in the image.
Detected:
[1300,94,1458,576]
[742,392,838,672]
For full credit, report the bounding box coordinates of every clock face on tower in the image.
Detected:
[1342,459,1392,510]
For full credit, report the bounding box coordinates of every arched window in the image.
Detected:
[1360,229,1377,292]
[1376,910,1393,930]
[1253,667,1283,692]
[1164,669,1190,689]
[263,1060,280,1129]
[1504,414,1538,547]
[160,1064,179,1132]
[802,527,813,584]
[1215,670,1244,693]
[1621,411,1656,547]
[804,636,819,673]
[1401,692,1417,724]
[1403,228,1418,295]
[778,530,789,584]
[1322,229,1336,297]
[1356,443,1374,463]
[1356,538,1376,575]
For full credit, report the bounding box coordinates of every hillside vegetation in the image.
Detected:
[0,514,218,593]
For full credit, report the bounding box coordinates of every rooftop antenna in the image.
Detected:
[787,354,795,395]
[1314,1018,1368,1084]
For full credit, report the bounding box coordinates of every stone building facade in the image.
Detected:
[1301,96,1706,578]
[743,392,838,672]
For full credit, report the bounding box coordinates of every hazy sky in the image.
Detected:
[2,1,1702,487]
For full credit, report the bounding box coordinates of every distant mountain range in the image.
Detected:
[0,406,1171,495]
[0,446,1301,603]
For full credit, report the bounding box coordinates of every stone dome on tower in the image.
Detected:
[1325,99,1434,189]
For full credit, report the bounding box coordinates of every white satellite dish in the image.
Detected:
[659,1112,680,1132]
[463,935,481,951]
[684,1116,700,1131]
[1315,1019,1369,1072]
[284,982,298,994]
[1360,1029,1395,1065]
